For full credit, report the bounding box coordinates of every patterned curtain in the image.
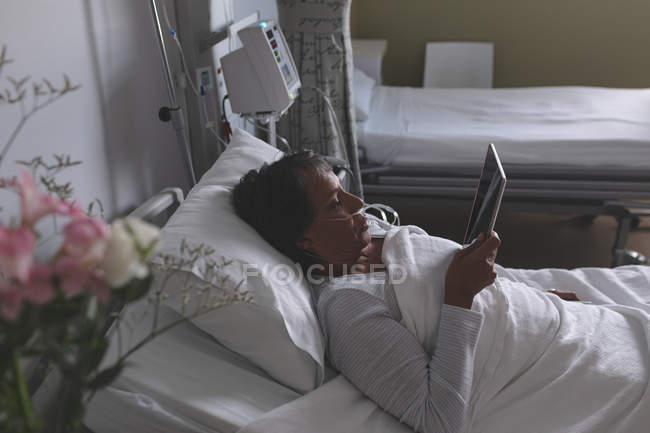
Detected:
[276,0,363,196]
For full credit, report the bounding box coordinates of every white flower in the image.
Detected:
[102,217,160,287]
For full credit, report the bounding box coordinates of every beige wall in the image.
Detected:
[351,0,650,88]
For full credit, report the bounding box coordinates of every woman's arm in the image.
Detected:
[319,289,483,433]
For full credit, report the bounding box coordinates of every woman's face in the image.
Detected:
[297,168,370,266]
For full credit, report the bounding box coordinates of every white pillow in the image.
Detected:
[353,67,376,121]
[155,128,325,393]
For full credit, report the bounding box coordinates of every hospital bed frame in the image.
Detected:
[361,162,650,267]
[69,169,643,432]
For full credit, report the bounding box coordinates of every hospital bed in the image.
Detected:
[352,73,650,265]
[84,305,302,433]
[83,128,335,433]
[83,128,650,433]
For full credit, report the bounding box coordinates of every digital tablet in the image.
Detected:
[463,143,507,245]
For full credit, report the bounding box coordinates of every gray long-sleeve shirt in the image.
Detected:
[313,272,484,433]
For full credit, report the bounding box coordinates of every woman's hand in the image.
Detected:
[445,232,501,309]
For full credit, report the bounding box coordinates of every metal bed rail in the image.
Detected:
[128,187,184,222]
[362,163,650,181]
[362,167,650,267]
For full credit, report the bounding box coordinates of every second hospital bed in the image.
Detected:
[354,82,650,265]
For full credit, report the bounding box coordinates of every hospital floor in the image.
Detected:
[366,195,650,270]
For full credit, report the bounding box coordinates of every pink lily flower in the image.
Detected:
[23,264,56,305]
[55,256,90,297]
[0,277,23,322]
[17,171,81,226]
[55,257,110,303]
[0,225,36,283]
[62,216,109,268]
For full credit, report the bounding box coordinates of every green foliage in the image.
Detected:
[0,243,251,433]
[0,275,150,433]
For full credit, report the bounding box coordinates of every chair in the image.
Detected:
[423,42,494,88]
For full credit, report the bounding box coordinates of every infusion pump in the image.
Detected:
[221,21,301,115]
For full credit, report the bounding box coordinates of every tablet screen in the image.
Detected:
[463,144,506,245]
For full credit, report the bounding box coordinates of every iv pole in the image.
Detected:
[148,0,197,186]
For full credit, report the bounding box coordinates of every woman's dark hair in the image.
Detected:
[232,151,331,268]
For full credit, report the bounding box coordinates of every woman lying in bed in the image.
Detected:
[233,151,650,433]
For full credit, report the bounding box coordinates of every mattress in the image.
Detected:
[84,305,300,433]
[358,86,650,171]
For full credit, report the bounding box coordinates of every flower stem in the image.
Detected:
[11,349,36,432]
[0,115,27,167]
[0,93,63,168]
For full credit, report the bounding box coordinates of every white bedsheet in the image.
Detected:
[84,306,300,433]
[238,262,650,433]
[467,279,650,433]
[357,86,650,169]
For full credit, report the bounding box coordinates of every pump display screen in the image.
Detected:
[222,19,300,114]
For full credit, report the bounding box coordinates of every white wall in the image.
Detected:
[0,0,189,221]
[233,0,277,21]
[0,0,278,224]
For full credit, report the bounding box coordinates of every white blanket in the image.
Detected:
[239,228,650,433]
[382,225,459,355]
